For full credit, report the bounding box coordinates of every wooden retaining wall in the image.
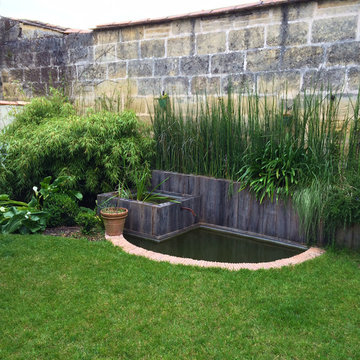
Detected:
[152,170,360,249]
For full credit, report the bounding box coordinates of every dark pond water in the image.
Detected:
[125,228,305,263]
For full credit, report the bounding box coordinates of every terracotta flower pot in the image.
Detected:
[100,207,128,236]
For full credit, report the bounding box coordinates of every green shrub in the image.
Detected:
[11,88,74,126]
[43,193,80,227]
[0,92,155,201]
[0,175,79,234]
[323,175,360,243]
[0,194,48,234]
[75,210,100,234]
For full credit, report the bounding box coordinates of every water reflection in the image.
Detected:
[126,228,304,263]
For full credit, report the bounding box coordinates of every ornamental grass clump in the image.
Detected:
[152,87,360,245]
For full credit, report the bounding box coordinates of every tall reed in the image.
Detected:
[152,88,359,186]
[151,87,360,243]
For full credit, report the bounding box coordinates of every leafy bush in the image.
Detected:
[10,89,74,126]
[0,92,154,201]
[0,175,82,234]
[323,176,360,242]
[75,209,101,234]
[43,193,79,227]
[0,194,48,234]
[238,136,308,202]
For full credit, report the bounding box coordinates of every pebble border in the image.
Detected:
[106,234,325,271]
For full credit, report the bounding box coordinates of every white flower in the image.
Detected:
[0,206,5,212]
[33,186,38,195]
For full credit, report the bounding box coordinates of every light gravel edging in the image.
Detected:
[106,234,325,271]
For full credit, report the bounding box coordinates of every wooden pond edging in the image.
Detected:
[151,170,360,249]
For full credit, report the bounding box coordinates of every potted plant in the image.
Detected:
[100,206,128,236]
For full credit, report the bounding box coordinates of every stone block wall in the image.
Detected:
[1,0,360,120]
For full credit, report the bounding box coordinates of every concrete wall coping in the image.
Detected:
[0,100,28,106]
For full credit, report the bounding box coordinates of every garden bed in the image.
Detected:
[97,191,200,241]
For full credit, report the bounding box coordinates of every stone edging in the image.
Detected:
[106,234,325,271]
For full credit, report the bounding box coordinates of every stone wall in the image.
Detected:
[0,17,93,102]
[1,0,360,120]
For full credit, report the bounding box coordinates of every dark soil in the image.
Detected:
[43,226,105,242]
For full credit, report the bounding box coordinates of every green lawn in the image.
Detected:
[1,235,359,360]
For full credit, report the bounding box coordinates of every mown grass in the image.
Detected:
[1,234,360,359]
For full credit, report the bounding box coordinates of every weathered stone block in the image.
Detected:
[180,56,209,75]
[24,68,41,82]
[163,77,189,95]
[302,69,346,90]
[1,19,20,42]
[246,49,280,72]
[108,61,126,79]
[128,59,153,77]
[200,15,234,32]
[167,36,193,57]
[144,24,171,39]
[229,27,265,51]
[17,49,34,67]
[69,47,91,63]
[222,74,255,93]
[154,58,179,76]
[129,97,148,114]
[312,16,357,43]
[39,37,63,51]
[266,22,309,46]
[137,78,162,95]
[0,69,9,83]
[52,50,66,66]
[232,9,270,27]
[282,46,323,69]
[2,83,24,100]
[1,46,16,68]
[8,69,24,82]
[65,33,93,48]
[94,79,137,98]
[211,52,244,74]
[58,65,77,82]
[191,76,220,94]
[327,42,360,66]
[272,2,316,21]
[171,20,193,35]
[117,42,139,59]
[94,30,120,45]
[348,68,360,92]
[95,44,116,62]
[196,32,226,55]
[41,67,58,84]
[316,0,360,16]
[77,63,107,81]
[257,72,301,96]
[121,26,144,41]
[35,51,50,66]
[141,39,165,58]
[32,82,47,96]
